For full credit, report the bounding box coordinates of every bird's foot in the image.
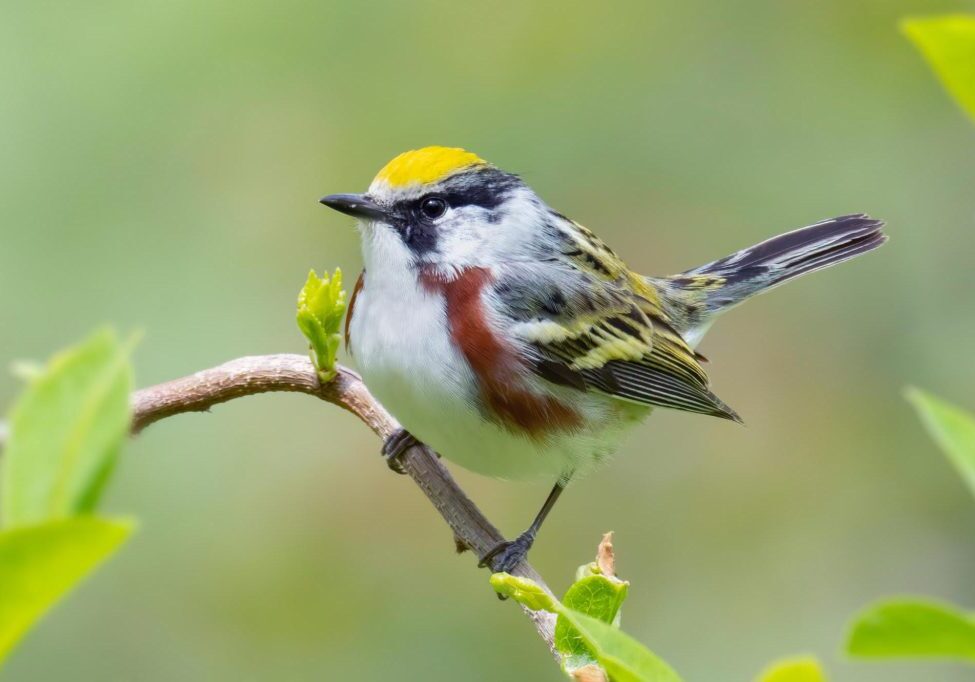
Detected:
[381,428,418,474]
[478,530,536,574]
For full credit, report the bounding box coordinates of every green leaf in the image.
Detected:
[902,15,975,123]
[296,268,347,382]
[0,516,134,664]
[490,540,679,681]
[558,608,683,682]
[489,573,559,613]
[557,573,629,671]
[846,598,975,663]
[905,388,975,499]
[756,656,827,682]
[1,330,134,527]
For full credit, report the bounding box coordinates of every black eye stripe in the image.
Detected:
[383,168,523,257]
[439,167,522,209]
[388,168,522,215]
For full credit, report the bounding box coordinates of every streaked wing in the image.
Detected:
[493,223,740,422]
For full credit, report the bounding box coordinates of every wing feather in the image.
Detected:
[493,224,741,422]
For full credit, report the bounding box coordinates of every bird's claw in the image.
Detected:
[478,530,537,576]
[381,428,418,474]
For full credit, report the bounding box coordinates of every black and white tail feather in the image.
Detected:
[682,214,886,315]
[663,214,887,346]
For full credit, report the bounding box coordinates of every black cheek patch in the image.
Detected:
[403,221,438,255]
[378,207,440,257]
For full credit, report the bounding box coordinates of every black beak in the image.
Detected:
[319,193,387,221]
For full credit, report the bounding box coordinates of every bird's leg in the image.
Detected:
[479,478,568,574]
[381,428,419,474]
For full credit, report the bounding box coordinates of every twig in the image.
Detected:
[117,354,558,654]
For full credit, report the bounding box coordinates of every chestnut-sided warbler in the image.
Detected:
[320,146,886,572]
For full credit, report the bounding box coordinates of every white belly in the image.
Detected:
[348,270,645,481]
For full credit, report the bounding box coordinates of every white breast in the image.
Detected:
[348,231,642,480]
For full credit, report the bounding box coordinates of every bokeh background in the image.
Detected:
[2,0,975,680]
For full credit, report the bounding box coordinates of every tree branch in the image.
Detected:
[119,354,558,654]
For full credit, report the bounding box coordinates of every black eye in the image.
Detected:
[419,196,448,220]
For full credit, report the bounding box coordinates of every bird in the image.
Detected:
[319,146,887,573]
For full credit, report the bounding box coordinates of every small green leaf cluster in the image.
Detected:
[491,548,681,682]
[296,268,347,382]
[555,558,629,672]
[492,554,827,681]
[0,330,136,665]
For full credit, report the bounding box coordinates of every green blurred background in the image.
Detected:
[2,0,974,679]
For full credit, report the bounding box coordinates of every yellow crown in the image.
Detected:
[373,146,485,188]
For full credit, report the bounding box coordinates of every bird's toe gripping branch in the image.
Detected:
[381,428,419,474]
[480,530,538,575]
